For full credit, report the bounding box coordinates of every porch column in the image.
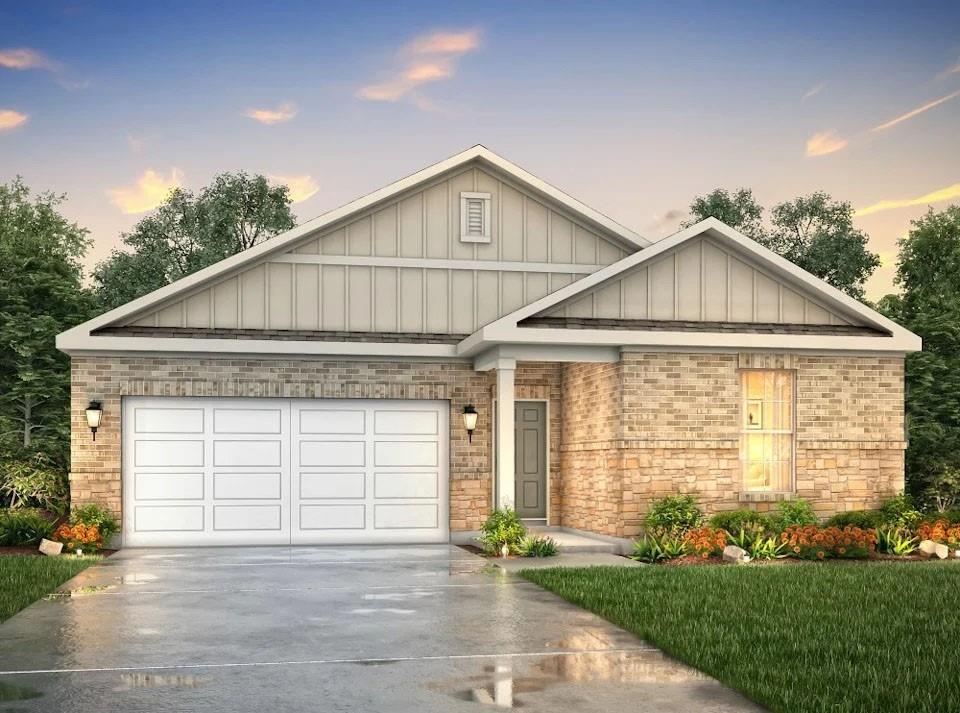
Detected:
[495,359,516,510]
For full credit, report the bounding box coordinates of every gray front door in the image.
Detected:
[514,401,547,519]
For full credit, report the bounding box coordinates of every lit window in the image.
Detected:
[460,192,491,243]
[740,370,794,492]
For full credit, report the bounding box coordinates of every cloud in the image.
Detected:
[107,168,183,214]
[0,47,59,71]
[268,174,319,203]
[243,102,297,125]
[870,89,960,132]
[937,59,960,79]
[855,182,960,217]
[647,208,687,234]
[802,82,826,100]
[357,29,481,105]
[805,130,848,157]
[0,109,29,131]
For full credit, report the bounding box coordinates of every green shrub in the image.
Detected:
[770,498,818,532]
[0,454,68,514]
[70,504,120,544]
[876,526,918,556]
[879,494,921,528]
[749,534,789,560]
[477,509,526,556]
[710,509,771,533]
[518,535,558,557]
[926,509,960,525]
[0,509,55,546]
[631,531,686,563]
[725,522,768,550]
[644,495,703,535]
[825,510,884,529]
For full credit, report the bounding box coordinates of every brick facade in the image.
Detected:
[70,351,905,542]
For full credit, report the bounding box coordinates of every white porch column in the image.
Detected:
[495,358,516,510]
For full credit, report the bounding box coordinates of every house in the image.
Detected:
[57,146,921,547]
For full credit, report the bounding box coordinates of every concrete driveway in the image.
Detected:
[0,546,762,712]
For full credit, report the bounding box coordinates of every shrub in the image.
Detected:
[748,534,789,560]
[929,509,960,525]
[780,525,877,560]
[682,527,727,559]
[631,531,686,563]
[0,509,55,546]
[644,495,703,535]
[826,510,884,529]
[879,494,921,529]
[71,504,120,544]
[916,520,960,548]
[477,509,526,556]
[709,509,771,533]
[518,535,558,557]
[0,454,68,514]
[53,522,102,552]
[725,522,768,550]
[876,526,918,556]
[770,498,818,532]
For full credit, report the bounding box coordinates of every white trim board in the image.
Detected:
[270,253,604,274]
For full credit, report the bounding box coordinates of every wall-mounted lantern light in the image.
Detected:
[462,404,478,443]
[85,401,103,441]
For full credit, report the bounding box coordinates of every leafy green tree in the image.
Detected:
[94,172,296,310]
[880,205,960,500]
[685,189,879,299]
[0,178,94,469]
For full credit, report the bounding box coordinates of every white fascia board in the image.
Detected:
[472,344,619,370]
[468,217,921,351]
[56,334,460,359]
[462,326,919,356]
[58,144,648,350]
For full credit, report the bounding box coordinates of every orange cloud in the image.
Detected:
[357,29,481,105]
[0,47,58,71]
[805,130,848,157]
[268,174,319,203]
[870,89,960,132]
[0,109,28,131]
[243,102,297,125]
[107,169,183,214]
[855,182,960,217]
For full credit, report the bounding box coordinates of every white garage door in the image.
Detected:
[121,397,449,547]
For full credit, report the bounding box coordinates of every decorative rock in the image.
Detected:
[934,543,950,560]
[918,539,938,557]
[723,545,750,564]
[954,549,960,559]
[39,539,63,556]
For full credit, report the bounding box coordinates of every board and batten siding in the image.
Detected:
[542,237,852,325]
[127,166,632,335]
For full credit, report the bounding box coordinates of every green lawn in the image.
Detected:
[522,562,959,713]
[0,555,99,623]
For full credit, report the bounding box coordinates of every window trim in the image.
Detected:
[738,368,796,494]
[460,191,492,243]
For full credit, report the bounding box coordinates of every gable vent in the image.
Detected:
[460,192,491,243]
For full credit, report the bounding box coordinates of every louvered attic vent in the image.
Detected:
[460,192,491,243]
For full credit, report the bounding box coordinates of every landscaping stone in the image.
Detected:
[954,549,960,559]
[934,543,950,559]
[38,539,63,556]
[918,539,938,557]
[723,545,750,564]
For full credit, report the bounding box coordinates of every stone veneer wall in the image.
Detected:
[560,352,906,538]
[70,356,567,534]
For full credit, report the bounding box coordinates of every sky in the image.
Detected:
[1,1,959,299]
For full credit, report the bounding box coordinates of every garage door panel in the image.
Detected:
[374,472,438,499]
[135,440,204,467]
[213,408,282,434]
[299,409,365,434]
[135,472,204,501]
[374,503,438,529]
[374,410,438,435]
[374,441,438,467]
[214,505,282,531]
[134,408,204,434]
[299,504,365,530]
[213,472,281,500]
[135,505,204,532]
[299,440,365,467]
[299,472,365,499]
[213,440,282,467]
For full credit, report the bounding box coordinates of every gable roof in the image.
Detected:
[58,145,648,353]
[457,217,921,356]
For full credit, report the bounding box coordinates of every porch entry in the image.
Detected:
[514,401,547,519]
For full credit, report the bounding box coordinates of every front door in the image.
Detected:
[514,401,547,519]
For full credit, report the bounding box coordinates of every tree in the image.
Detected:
[685,189,879,299]
[880,205,960,501]
[0,178,95,469]
[94,172,296,310]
